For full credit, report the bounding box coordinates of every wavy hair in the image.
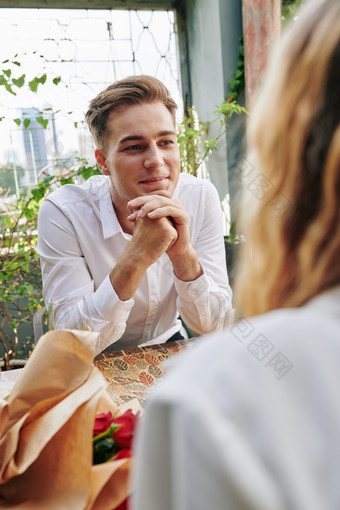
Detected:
[235,0,340,317]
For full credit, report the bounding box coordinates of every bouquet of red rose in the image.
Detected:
[0,329,141,510]
[93,409,138,465]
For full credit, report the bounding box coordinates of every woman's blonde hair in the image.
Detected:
[235,0,340,317]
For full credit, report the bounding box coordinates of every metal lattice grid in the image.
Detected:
[0,8,182,194]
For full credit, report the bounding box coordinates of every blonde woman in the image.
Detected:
[132,0,340,509]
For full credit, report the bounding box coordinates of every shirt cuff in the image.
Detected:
[91,274,134,321]
[174,269,211,301]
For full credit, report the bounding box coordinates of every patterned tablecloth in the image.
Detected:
[94,339,194,406]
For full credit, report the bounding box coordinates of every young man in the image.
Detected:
[37,76,232,354]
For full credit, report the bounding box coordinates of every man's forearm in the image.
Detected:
[109,245,152,301]
[168,245,203,282]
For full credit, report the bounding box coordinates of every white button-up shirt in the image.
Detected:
[37,173,232,351]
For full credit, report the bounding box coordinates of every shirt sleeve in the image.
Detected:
[174,180,233,335]
[37,198,134,340]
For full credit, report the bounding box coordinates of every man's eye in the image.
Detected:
[160,140,173,146]
[125,144,143,151]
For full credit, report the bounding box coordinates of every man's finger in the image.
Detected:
[127,211,139,221]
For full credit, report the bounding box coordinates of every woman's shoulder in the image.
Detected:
[154,288,340,403]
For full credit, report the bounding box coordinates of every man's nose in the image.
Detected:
[144,145,164,169]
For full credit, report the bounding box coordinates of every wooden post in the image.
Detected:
[242,0,281,109]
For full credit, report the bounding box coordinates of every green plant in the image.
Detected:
[177,108,209,176]
[1,52,62,130]
[228,37,245,102]
[0,161,101,369]
[282,0,306,27]
[224,220,243,245]
[177,99,247,177]
[224,221,245,288]
[0,192,41,368]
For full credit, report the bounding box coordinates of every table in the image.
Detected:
[94,338,194,406]
[0,338,195,404]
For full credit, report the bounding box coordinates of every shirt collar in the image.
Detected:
[98,178,123,239]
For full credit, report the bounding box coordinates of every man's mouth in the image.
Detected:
[139,177,167,184]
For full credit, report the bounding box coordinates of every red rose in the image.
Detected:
[93,411,112,436]
[114,449,132,460]
[112,409,138,449]
[113,497,129,510]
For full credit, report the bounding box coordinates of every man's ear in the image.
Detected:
[95,148,110,176]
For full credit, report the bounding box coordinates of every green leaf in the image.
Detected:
[28,77,39,92]
[18,285,28,296]
[60,177,74,186]
[37,74,47,85]
[203,139,217,151]
[78,165,101,180]
[12,74,25,88]
[0,75,16,95]
[4,217,12,228]
[36,116,48,129]
[229,221,238,242]
[24,118,31,129]
[13,118,21,126]
[6,83,16,95]
[12,61,21,67]
[28,75,46,92]
[53,76,61,85]
[93,437,115,465]
[31,186,47,201]
[2,59,9,63]
[3,69,11,78]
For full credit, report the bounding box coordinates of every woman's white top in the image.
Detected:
[132,286,340,510]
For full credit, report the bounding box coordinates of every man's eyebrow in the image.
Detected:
[118,135,144,146]
[118,130,176,146]
[158,130,177,137]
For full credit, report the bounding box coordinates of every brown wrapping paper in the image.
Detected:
[0,330,134,509]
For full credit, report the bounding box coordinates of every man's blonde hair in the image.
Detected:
[85,75,177,149]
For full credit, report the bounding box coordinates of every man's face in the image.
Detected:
[95,101,180,214]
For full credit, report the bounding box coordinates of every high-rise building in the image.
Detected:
[21,108,48,185]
